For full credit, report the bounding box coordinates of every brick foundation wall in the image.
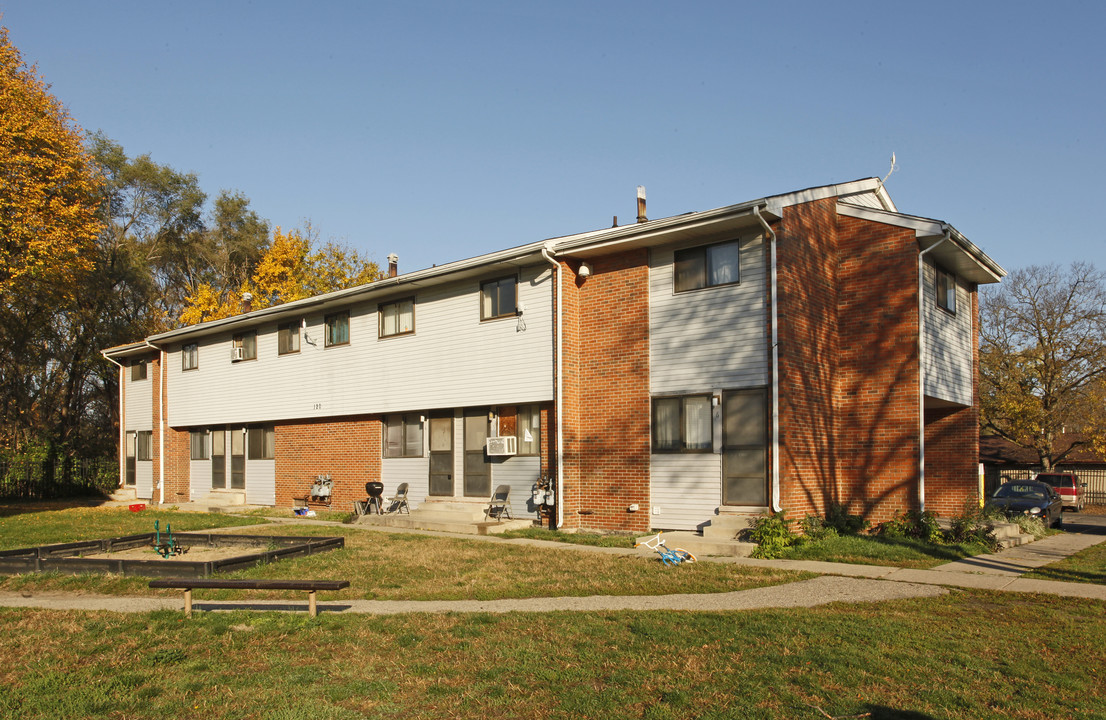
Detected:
[561,251,651,533]
[274,415,382,509]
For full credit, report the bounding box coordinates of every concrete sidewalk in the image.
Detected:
[0,517,1103,616]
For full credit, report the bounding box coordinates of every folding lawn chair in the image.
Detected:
[484,484,513,522]
[384,482,410,514]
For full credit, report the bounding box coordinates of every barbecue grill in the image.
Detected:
[364,481,385,514]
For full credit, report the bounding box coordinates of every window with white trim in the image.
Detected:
[232,331,257,362]
[190,430,209,460]
[480,276,517,320]
[247,426,275,460]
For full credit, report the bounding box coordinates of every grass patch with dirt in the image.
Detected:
[0,505,263,551]
[0,510,805,602]
[0,589,1102,719]
[775,533,998,569]
[1023,540,1106,585]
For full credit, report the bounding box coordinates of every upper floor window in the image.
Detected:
[130,359,148,381]
[326,311,350,346]
[652,395,712,453]
[278,322,300,355]
[379,298,415,338]
[384,413,424,458]
[481,276,517,320]
[936,266,957,313]
[674,240,740,293]
[182,344,198,371]
[232,331,257,362]
[247,426,275,459]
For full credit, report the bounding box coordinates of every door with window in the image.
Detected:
[125,431,136,486]
[463,408,491,498]
[429,412,454,496]
[230,429,246,490]
[722,388,768,506]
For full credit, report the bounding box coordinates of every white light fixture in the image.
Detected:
[578,262,593,278]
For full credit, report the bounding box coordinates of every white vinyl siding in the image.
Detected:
[649,235,768,393]
[123,361,154,498]
[245,459,275,506]
[189,460,211,501]
[135,461,153,501]
[491,455,541,517]
[649,454,721,531]
[922,260,973,406]
[166,266,553,427]
[381,458,428,511]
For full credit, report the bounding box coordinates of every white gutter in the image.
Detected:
[100,351,127,489]
[754,206,782,513]
[540,243,564,529]
[917,231,951,512]
[145,341,166,506]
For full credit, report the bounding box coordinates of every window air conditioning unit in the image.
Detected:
[485,436,518,456]
[231,347,244,361]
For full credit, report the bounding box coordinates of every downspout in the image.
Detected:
[146,341,166,506]
[754,206,782,512]
[917,231,951,512]
[541,243,564,529]
[101,351,126,488]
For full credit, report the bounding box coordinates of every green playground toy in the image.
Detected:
[152,519,187,558]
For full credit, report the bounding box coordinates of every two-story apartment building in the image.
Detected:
[104,178,1004,532]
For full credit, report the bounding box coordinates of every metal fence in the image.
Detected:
[0,458,118,501]
[984,465,1106,505]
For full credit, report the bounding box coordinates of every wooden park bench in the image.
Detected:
[149,578,350,618]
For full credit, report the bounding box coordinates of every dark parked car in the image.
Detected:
[985,481,1064,528]
[1034,471,1086,512]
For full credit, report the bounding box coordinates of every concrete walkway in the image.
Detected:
[1,515,1104,616]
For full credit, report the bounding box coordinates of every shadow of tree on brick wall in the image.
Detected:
[779,206,924,523]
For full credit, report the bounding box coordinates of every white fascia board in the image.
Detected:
[102,341,154,360]
[837,203,1005,283]
[764,178,885,215]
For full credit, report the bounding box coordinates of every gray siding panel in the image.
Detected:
[649,454,720,531]
[245,460,275,506]
[491,455,541,518]
[381,458,429,511]
[649,236,769,393]
[189,460,211,501]
[124,375,153,432]
[922,260,973,405]
[166,266,553,428]
[136,463,153,500]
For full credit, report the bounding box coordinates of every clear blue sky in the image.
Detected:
[3,0,1103,276]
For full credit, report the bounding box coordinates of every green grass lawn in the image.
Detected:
[0,504,263,551]
[0,590,1102,719]
[0,508,803,601]
[775,533,997,569]
[1024,540,1106,585]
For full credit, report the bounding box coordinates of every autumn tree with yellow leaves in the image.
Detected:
[180,226,379,325]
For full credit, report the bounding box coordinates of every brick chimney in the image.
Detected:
[241,292,253,313]
[387,253,398,278]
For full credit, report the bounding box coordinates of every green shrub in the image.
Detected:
[800,514,839,542]
[824,502,869,535]
[878,510,941,543]
[746,512,796,559]
[946,503,999,550]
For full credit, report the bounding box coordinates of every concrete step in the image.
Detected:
[107,487,137,502]
[701,512,765,541]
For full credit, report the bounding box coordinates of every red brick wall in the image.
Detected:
[834,215,922,524]
[776,200,925,525]
[560,251,651,533]
[274,415,382,509]
[776,199,841,520]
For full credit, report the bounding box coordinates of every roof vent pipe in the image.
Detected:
[636,186,647,223]
[387,253,399,278]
